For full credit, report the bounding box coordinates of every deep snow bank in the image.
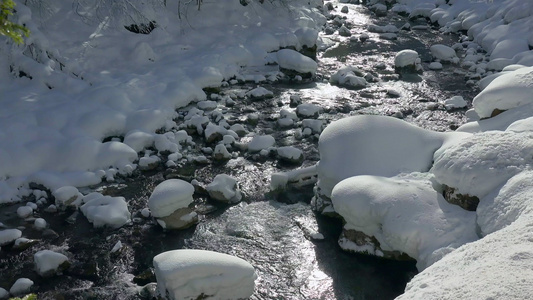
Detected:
[0,0,325,203]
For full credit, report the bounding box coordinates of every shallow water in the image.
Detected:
[0,2,478,299]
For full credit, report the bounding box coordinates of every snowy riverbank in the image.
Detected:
[1,0,533,299]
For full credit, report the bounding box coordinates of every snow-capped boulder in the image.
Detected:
[153,249,257,300]
[394,50,422,73]
[52,186,82,210]
[277,146,304,165]
[276,49,317,78]
[430,44,458,63]
[213,144,232,161]
[317,115,446,202]
[332,174,477,270]
[246,87,274,100]
[248,135,275,153]
[473,66,533,119]
[206,174,242,204]
[148,179,197,230]
[296,103,321,118]
[0,229,22,246]
[9,278,33,296]
[444,96,467,110]
[329,66,367,89]
[80,193,131,229]
[34,250,70,277]
[432,131,533,205]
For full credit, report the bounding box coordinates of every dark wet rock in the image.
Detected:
[42,229,59,239]
[289,95,302,107]
[65,210,79,225]
[325,2,334,11]
[300,44,318,60]
[68,261,100,281]
[139,282,158,299]
[339,229,414,261]
[341,6,349,13]
[338,25,352,37]
[133,268,156,286]
[12,238,39,251]
[443,185,480,211]
[324,26,335,35]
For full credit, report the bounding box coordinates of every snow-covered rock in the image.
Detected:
[80,193,131,228]
[332,174,477,270]
[473,66,533,118]
[246,87,274,100]
[148,179,197,230]
[329,66,367,89]
[9,278,33,296]
[248,135,275,153]
[16,205,33,218]
[444,96,467,110]
[296,103,321,118]
[277,146,304,164]
[430,44,459,63]
[432,131,533,200]
[153,249,257,300]
[276,49,317,76]
[52,186,82,210]
[206,174,242,204]
[394,50,422,73]
[316,115,459,201]
[34,250,70,277]
[0,229,22,246]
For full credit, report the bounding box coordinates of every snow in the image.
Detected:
[80,193,131,228]
[276,49,318,75]
[153,249,257,300]
[52,186,82,210]
[9,278,33,296]
[16,206,33,218]
[394,49,421,70]
[329,66,367,89]
[0,229,22,246]
[248,135,276,153]
[206,174,242,204]
[398,213,533,300]
[277,146,304,162]
[473,66,533,119]
[432,131,533,199]
[246,87,274,99]
[0,0,324,204]
[316,115,463,199]
[34,250,69,276]
[34,218,47,230]
[296,103,321,118]
[430,44,459,63]
[443,96,467,110]
[111,241,123,253]
[332,174,477,270]
[148,179,194,218]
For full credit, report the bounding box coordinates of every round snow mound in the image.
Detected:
[153,249,257,300]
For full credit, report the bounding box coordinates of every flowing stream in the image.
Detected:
[0,2,479,299]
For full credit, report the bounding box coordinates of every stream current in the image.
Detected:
[0,2,479,300]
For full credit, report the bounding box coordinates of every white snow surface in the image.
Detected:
[332,174,477,270]
[153,249,257,300]
[206,174,242,203]
[0,0,324,203]
[9,278,33,296]
[34,250,69,276]
[430,44,458,63]
[0,229,22,246]
[473,66,533,118]
[148,179,194,218]
[248,135,276,153]
[316,115,467,198]
[394,49,421,68]
[276,49,318,74]
[431,131,533,199]
[398,213,533,300]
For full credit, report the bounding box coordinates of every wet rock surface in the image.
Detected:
[0,2,481,299]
